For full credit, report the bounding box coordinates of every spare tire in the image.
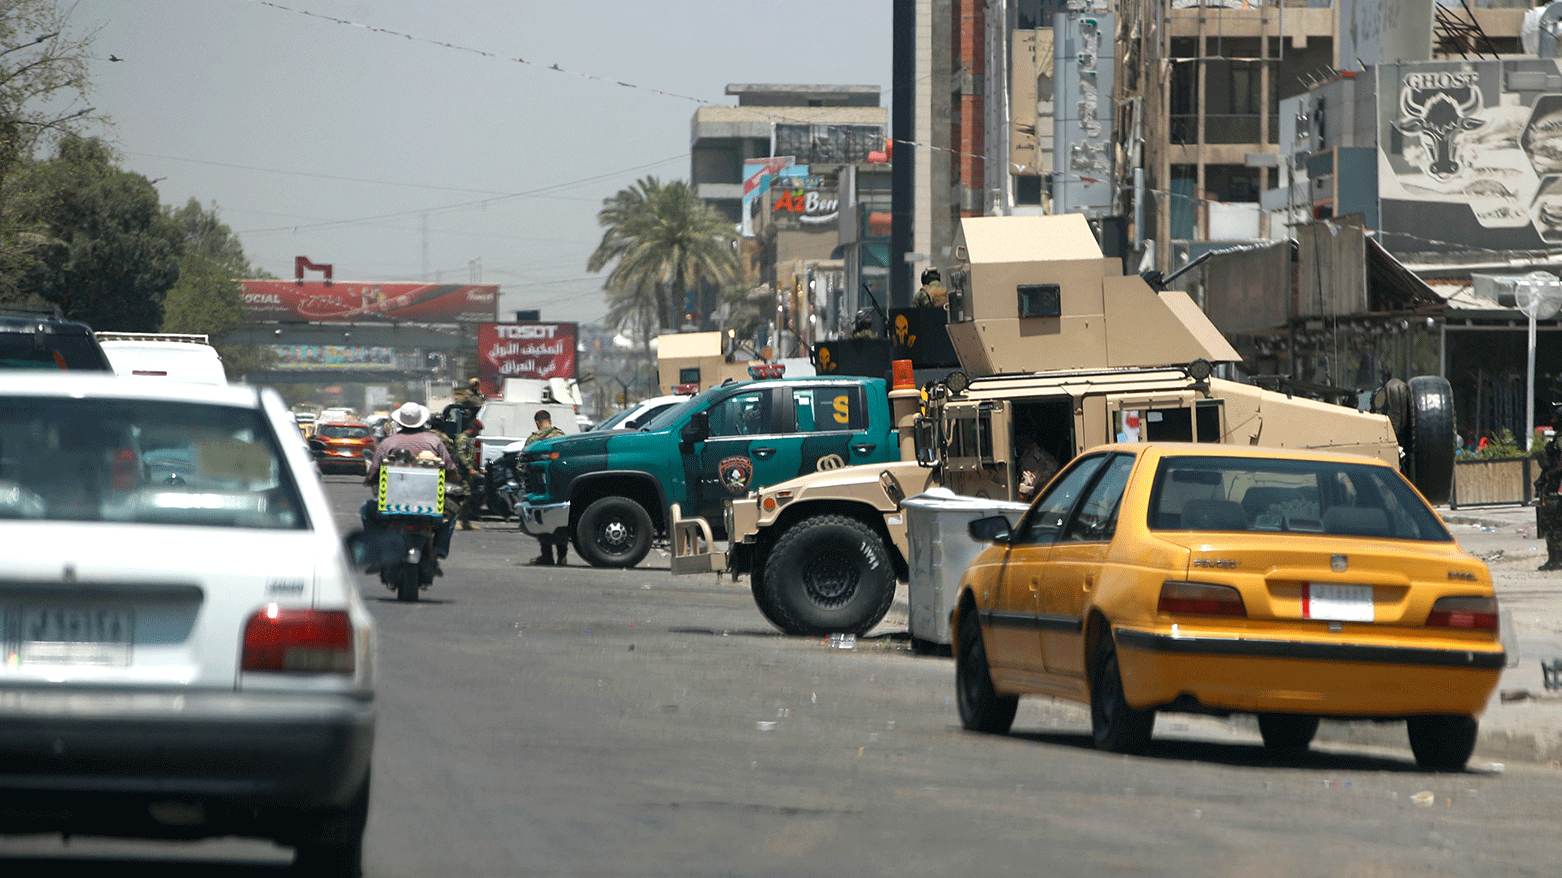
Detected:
[1404,376,1455,505]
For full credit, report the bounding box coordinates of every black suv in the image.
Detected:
[0,308,113,371]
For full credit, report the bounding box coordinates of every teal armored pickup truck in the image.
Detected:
[517,371,902,569]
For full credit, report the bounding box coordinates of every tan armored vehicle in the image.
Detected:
[674,214,1455,637]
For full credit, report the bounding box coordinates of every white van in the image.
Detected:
[96,333,228,385]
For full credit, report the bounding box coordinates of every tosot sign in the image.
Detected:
[238,280,498,323]
[477,322,577,397]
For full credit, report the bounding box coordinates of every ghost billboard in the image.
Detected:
[477,322,577,397]
[1379,59,1562,252]
[238,280,498,323]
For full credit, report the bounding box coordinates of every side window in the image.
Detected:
[793,386,865,432]
[707,390,772,437]
[1064,454,1135,541]
[1011,454,1109,546]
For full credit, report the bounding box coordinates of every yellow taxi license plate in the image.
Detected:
[5,607,135,667]
[1302,583,1373,622]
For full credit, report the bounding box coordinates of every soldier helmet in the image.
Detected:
[921,267,940,285]
[853,308,874,330]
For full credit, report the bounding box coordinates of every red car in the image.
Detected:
[312,421,377,474]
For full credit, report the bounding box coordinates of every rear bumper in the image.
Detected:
[1114,627,1504,717]
[0,689,375,807]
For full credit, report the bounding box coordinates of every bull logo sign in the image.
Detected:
[1394,72,1485,182]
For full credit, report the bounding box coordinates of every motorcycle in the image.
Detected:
[365,457,460,602]
[486,449,526,520]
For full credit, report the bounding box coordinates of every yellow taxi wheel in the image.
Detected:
[1090,633,1155,754]
[954,609,1017,735]
[1257,714,1320,752]
[1406,715,1477,771]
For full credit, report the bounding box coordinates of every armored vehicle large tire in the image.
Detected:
[749,573,790,631]
[761,515,896,636]
[1405,376,1455,505]
[576,495,653,568]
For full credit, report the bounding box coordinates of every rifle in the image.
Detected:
[861,282,889,330]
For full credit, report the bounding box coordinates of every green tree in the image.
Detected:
[161,198,274,378]
[0,0,96,300]
[10,136,181,329]
[587,177,739,340]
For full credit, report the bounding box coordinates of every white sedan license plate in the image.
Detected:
[4,607,134,667]
[1302,583,1374,622]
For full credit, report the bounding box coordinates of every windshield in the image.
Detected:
[0,396,308,529]
[1148,455,1450,542]
[593,409,632,431]
[639,391,713,432]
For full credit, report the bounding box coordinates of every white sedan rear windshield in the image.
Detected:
[0,397,308,529]
[1149,456,1451,542]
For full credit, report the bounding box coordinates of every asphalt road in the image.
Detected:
[4,478,1562,877]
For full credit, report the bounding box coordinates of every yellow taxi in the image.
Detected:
[951,442,1504,770]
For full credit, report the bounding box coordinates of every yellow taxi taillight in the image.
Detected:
[1158,581,1247,617]
[1426,595,1499,631]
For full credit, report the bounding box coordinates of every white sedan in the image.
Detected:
[0,373,375,874]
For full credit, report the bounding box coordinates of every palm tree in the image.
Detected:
[587,177,739,338]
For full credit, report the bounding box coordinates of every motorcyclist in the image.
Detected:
[362,401,461,561]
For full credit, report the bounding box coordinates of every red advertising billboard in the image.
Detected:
[238,280,498,323]
[477,322,577,397]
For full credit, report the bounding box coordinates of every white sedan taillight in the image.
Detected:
[242,604,355,673]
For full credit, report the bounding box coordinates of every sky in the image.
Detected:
[68,0,892,329]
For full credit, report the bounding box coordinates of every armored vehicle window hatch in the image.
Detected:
[1017,284,1062,319]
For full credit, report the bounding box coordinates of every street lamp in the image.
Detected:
[1478,272,1562,450]
[1516,271,1562,450]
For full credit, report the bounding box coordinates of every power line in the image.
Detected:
[235,153,686,235]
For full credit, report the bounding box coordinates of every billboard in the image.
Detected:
[1379,60,1562,252]
[238,280,498,323]
[1053,12,1115,215]
[477,322,577,397]
[268,345,398,370]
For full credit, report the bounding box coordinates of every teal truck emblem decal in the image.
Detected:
[720,456,754,494]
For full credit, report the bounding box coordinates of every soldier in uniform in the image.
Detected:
[527,410,569,566]
[455,418,484,531]
[1536,405,1562,570]
[912,267,947,307]
[849,309,877,340]
[455,377,485,407]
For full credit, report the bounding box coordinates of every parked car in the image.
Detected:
[591,394,691,432]
[95,332,227,384]
[312,421,378,474]
[952,441,1504,771]
[0,373,376,873]
[0,308,113,371]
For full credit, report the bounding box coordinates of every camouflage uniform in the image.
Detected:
[526,423,568,565]
[455,429,482,529]
[1537,420,1562,571]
